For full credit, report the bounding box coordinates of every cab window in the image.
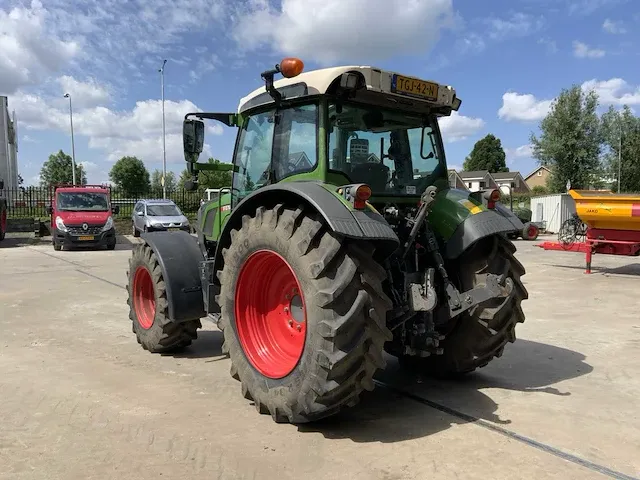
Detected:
[232,109,275,204]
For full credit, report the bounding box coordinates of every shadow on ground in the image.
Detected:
[299,339,593,443]
[0,234,40,248]
[171,329,226,361]
[547,262,640,276]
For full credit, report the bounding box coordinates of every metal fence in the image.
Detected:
[1,187,202,219]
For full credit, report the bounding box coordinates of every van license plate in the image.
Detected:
[78,236,94,241]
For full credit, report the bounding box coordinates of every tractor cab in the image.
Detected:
[181,57,463,244]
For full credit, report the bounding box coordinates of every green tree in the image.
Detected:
[463,134,508,172]
[600,105,640,192]
[530,85,602,193]
[178,158,232,191]
[151,169,177,191]
[531,185,549,196]
[39,150,87,187]
[109,156,150,195]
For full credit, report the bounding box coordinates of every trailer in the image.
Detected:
[538,189,640,273]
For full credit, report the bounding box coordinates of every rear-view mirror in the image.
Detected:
[46,205,53,215]
[111,205,120,214]
[183,119,205,162]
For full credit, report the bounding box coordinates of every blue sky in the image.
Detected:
[1,0,639,186]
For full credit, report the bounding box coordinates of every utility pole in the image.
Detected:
[159,59,167,199]
[63,93,77,185]
[618,117,622,193]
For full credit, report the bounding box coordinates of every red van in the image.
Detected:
[47,184,120,251]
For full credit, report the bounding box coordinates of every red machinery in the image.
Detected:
[538,189,640,273]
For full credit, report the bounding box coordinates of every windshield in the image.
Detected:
[56,192,109,211]
[146,204,181,216]
[328,102,447,195]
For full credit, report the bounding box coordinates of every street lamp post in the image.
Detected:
[63,93,77,185]
[618,117,622,193]
[159,59,167,199]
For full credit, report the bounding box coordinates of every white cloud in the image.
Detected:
[232,0,456,64]
[573,41,605,58]
[57,76,110,108]
[0,0,226,94]
[438,111,485,143]
[485,12,545,40]
[498,92,553,122]
[0,1,79,95]
[602,18,626,34]
[569,0,623,15]
[582,78,640,105]
[11,92,223,166]
[455,33,486,55]
[538,37,558,54]
[498,78,640,125]
[505,144,534,164]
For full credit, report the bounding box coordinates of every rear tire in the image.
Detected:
[521,222,539,241]
[127,243,201,352]
[401,235,527,377]
[217,204,392,423]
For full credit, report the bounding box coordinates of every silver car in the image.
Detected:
[131,199,190,237]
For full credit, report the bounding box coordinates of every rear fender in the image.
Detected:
[140,231,206,322]
[212,182,400,274]
[427,188,517,259]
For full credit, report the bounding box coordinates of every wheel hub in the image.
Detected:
[133,266,155,329]
[234,250,307,379]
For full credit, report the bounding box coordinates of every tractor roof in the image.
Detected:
[237,65,460,114]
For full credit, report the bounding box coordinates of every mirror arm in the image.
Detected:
[184,112,238,127]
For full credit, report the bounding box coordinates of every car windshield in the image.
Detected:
[57,192,109,211]
[146,204,181,216]
[328,102,447,195]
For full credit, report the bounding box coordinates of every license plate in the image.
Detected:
[78,235,94,241]
[392,75,438,100]
[168,227,180,231]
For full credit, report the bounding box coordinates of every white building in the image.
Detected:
[0,96,19,190]
[530,193,577,233]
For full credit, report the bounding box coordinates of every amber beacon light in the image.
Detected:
[280,57,304,78]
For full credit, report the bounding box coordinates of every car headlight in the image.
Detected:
[102,216,114,232]
[55,216,68,232]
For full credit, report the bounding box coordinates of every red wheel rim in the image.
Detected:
[528,226,537,238]
[234,250,307,379]
[133,266,155,329]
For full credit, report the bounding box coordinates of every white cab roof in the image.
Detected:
[237,65,458,114]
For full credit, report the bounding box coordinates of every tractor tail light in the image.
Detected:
[354,184,372,210]
[486,189,500,209]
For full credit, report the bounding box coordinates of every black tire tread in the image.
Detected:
[217,205,392,423]
[403,235,527,376]
[127,243,201,353]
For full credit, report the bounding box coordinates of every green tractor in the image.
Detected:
[126,58,528,423]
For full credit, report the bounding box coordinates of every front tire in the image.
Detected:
[217,204,392,423]
[127,243,201,352]
[402,235,527,376]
